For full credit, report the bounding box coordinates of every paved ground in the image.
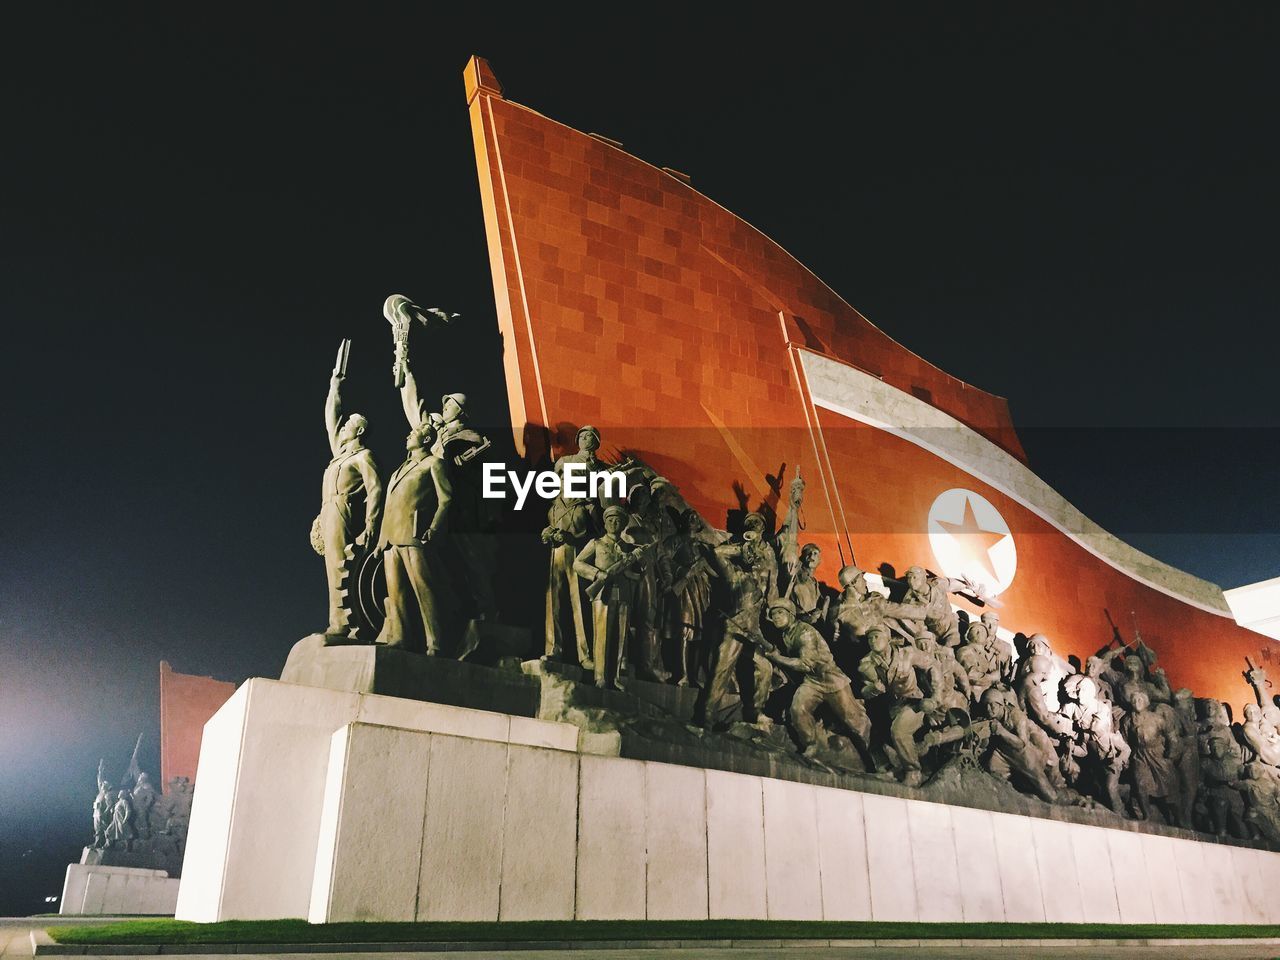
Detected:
[16,949,1280,959]
[0,919,136,958]
[4,920,1280,959]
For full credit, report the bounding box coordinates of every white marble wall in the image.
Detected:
[179,678,1280,925]
[60,864,178,916]
[175,678,579,923]
[310,723,1280,924]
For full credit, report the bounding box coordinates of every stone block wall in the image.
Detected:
[177,677,1280,924]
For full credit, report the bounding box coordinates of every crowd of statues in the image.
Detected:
[308,296,1280,846]
[537,439,1280,842]
[88,739,191,870]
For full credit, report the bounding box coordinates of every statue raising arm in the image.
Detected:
[399,364,425,431]
[1246,658,1272,709]
[325,339,350,456]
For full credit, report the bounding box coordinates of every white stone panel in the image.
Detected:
[705,770,767,920]
[1206,841,1248,923]
[177,677,581,922]
[174,682,251,922]
[813,785,872,921]
[417,734,508,921]
[1106,828,1156,923]
[1257,848,1280,921]
[64,865,176,916]
[576,754,646,919]
[906,800,963,922]
[1140,833,1186,923]
[1031,817,1085,923]
[948,806,1005,922]
[509,714,579,752]
[60,863,95,916]
[308,730,347,921]
[1231,846,1270,924]
[499,744,579,920]
[761,777,822,920]
[990,810,1045,921]
[355,694,511,742]
[862,792,918,921]
[217,680,362,920]
[1069,823,1121,923]
[1170,837,1214,923]
[309,723,432,922]
[643,762,708,919]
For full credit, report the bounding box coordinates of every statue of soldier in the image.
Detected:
[105,789,134,847]
[1245,661,1280,737]
[976,686,1059,803]
[91,761,114,848]
[857,625,945,787]
[318,341,383,643]
[1170,688,1201,826]
[395,360,495,625]
[1121,689,1183,824]
[1018,653,1074,740]
[1240,763,1280,845]
[1018,634,1073,711]
[785,543,831,625]
[828,566,926,657]
[574,505,643,689]
[1083,655,1119,712]
[1242,703,1280,768]
[957,621,1010,702]
[541,425,604,669]
[130,772,157,839]
[375,415,453,653]
[1116,653,1172,710]
[760,597,872,761]
[900,566,964,648]
[663,499,716,688]
[623,481,674,682]
[1017,654,1073,788]
[737,512,778,601]
[1059,674,1129,813]
[703,541,775,727]
[932,643,973,712]
[1199,705,1248,837]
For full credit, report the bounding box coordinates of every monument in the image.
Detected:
[174,57,1280,927]
[60,663,234,916]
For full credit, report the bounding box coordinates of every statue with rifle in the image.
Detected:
[574,506,647,689]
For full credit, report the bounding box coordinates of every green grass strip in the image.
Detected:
[45,919,1280,945]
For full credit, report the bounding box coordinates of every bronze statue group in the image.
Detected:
[538,429,1280,845]
[311,296,1280,847]
[88,747,192,871]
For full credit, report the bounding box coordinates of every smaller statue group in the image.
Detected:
[538,449,1280,842]
[313,296,493,652]
[89,739,192,866]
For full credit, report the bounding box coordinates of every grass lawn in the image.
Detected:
[45,919,1280,945]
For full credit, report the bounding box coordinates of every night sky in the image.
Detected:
[3,6,1278,915]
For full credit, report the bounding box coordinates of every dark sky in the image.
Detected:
[2,5,1278,916]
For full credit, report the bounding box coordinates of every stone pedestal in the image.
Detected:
[60,863,178,916]
[281,634,539,717]
[174,677,577,922]
[177,672,1280,925]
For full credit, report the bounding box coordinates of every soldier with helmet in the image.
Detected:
[761,597,872,760]
[541,424,605,669]
[574,504,643,689]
